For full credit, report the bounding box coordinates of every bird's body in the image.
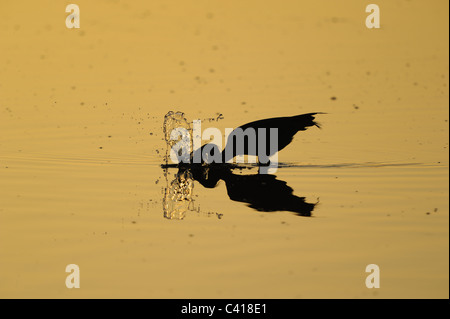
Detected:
[188,112,323,165]
[222,112,323,164]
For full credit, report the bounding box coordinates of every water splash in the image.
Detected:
[162,111,195,219]
[163,111,192,165]
[162,168,195,220]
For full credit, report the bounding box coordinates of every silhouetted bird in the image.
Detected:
[190,113,323,165]
[222,112,323,164]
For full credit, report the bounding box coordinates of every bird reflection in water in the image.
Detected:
[162,164,317,219]
[161,112,324,220]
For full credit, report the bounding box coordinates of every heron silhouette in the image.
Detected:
[190,112,324,165]
[162,112,324,217]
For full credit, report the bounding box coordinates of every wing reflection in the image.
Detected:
[162,164,317,219]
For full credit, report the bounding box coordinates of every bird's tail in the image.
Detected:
[293,112,326,131]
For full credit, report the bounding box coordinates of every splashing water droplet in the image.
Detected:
[163,111,192,164]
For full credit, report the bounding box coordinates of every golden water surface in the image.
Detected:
[0,0,448,298]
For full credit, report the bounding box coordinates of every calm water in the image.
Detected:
[0,0,448,298]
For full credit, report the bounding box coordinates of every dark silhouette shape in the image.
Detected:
[163,112,324,216]
[190,113,323,164]
[186,165,317,217]
[223,112,323,163]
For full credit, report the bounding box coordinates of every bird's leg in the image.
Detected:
[258,157,278,174]
[258,160,271,175]
[258,157,271,167]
